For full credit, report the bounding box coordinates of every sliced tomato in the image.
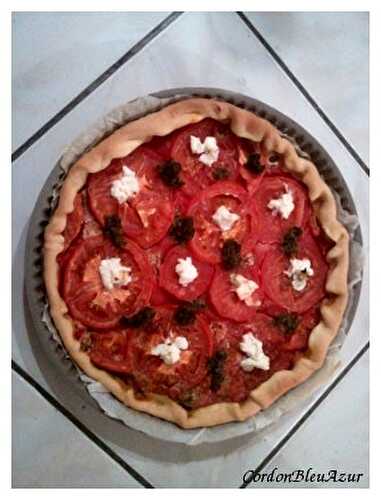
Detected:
[81,190,103,239]
[261,231,328,313]
[238,139,287,191]
[146,236,178,307]
[118,191,174,248]
[150,285,177,307]
[147,133,177,159]
[87,159,123,224]
[127,307,213,400]
[170,118,241,197]
[89,330,131,373]
[57,191,103,291]
[205,315,295,402]
[62,192,84,251]
[87,146,175,248]
[209,262,264,322]
[62,235,154,329]
[146,235,176,270]
[173,189,192,215]
[238,138,266,194]
[159,246,214,301]
[250,176,308,243]
[187,181,252,264]
[282,307,320,351]
[57,240,80,296]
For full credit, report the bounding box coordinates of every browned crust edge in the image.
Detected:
[43,98,349,429]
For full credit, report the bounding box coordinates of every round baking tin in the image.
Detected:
[24,88,363,443]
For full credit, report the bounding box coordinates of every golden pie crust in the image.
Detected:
[43,98,349,428]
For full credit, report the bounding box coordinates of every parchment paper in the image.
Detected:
[42,94,363,445]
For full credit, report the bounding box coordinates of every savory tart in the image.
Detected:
[43,98,349,428]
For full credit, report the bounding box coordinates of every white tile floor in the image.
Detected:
[12,372,142,488]
[245,12,369,164]
[247,351,369,488]
[12,11,369,488]
[12,11,170,149]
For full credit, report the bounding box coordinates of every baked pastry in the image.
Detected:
[44,98,349,428]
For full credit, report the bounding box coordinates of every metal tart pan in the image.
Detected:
[24,88,363,444]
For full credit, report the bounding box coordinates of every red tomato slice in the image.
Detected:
[118,191,174,248]
[251,176,308,243]
[171,118,241,197]
[127,307,213,400]
[58,191,102,289]
[62,192,84,251]
[87,159,123,224]
[150,285,177,307]
[238,139,287,191]
[261,232,328,313]
[147,133,177,159]
[209,262,264,322]
[173,189,192,215]
[187,181,252,264]
[282,307,320,351]
[208,315,294,402]
[146,236,178,307]
[238,138,266,194]
[87,146,175,248]
[145,235,176,271]
[89,330,131,373]
[159,246,214,301]
[81,191,103,239]
[62,235,154,329]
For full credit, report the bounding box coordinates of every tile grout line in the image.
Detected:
[12,360,154,488]
[239,340,369,488]
[236,12,369,177]
[11,11,183,163]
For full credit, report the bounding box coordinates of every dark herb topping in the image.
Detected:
[121,307,155,328]
[79,333,93,352]
[173,299,206,326]
[221,239,241,270]
[157,160,184,188]
[207,351,227,392]
[245,152,265,175]
[212,166,230,181]
[169,216,195,243]
[104,215,125,248]
[268,153,280,163]
[281,226,302,256]
[273,313,299,334]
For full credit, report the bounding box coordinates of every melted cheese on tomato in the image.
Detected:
[190,135,219,166]
[110,166,140,203]
[212,205,240,232]
[267,185,295,219]
[99,258,132,290]
[151,335,189,365]
[240,333,270,371]
[284,258,314,291]
[82,256,131,312]
[230,274,259,306]
[175,257,198,287]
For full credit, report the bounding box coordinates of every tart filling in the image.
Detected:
[44,98,349,428]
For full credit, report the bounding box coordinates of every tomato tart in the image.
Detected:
[44,98,349,428]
